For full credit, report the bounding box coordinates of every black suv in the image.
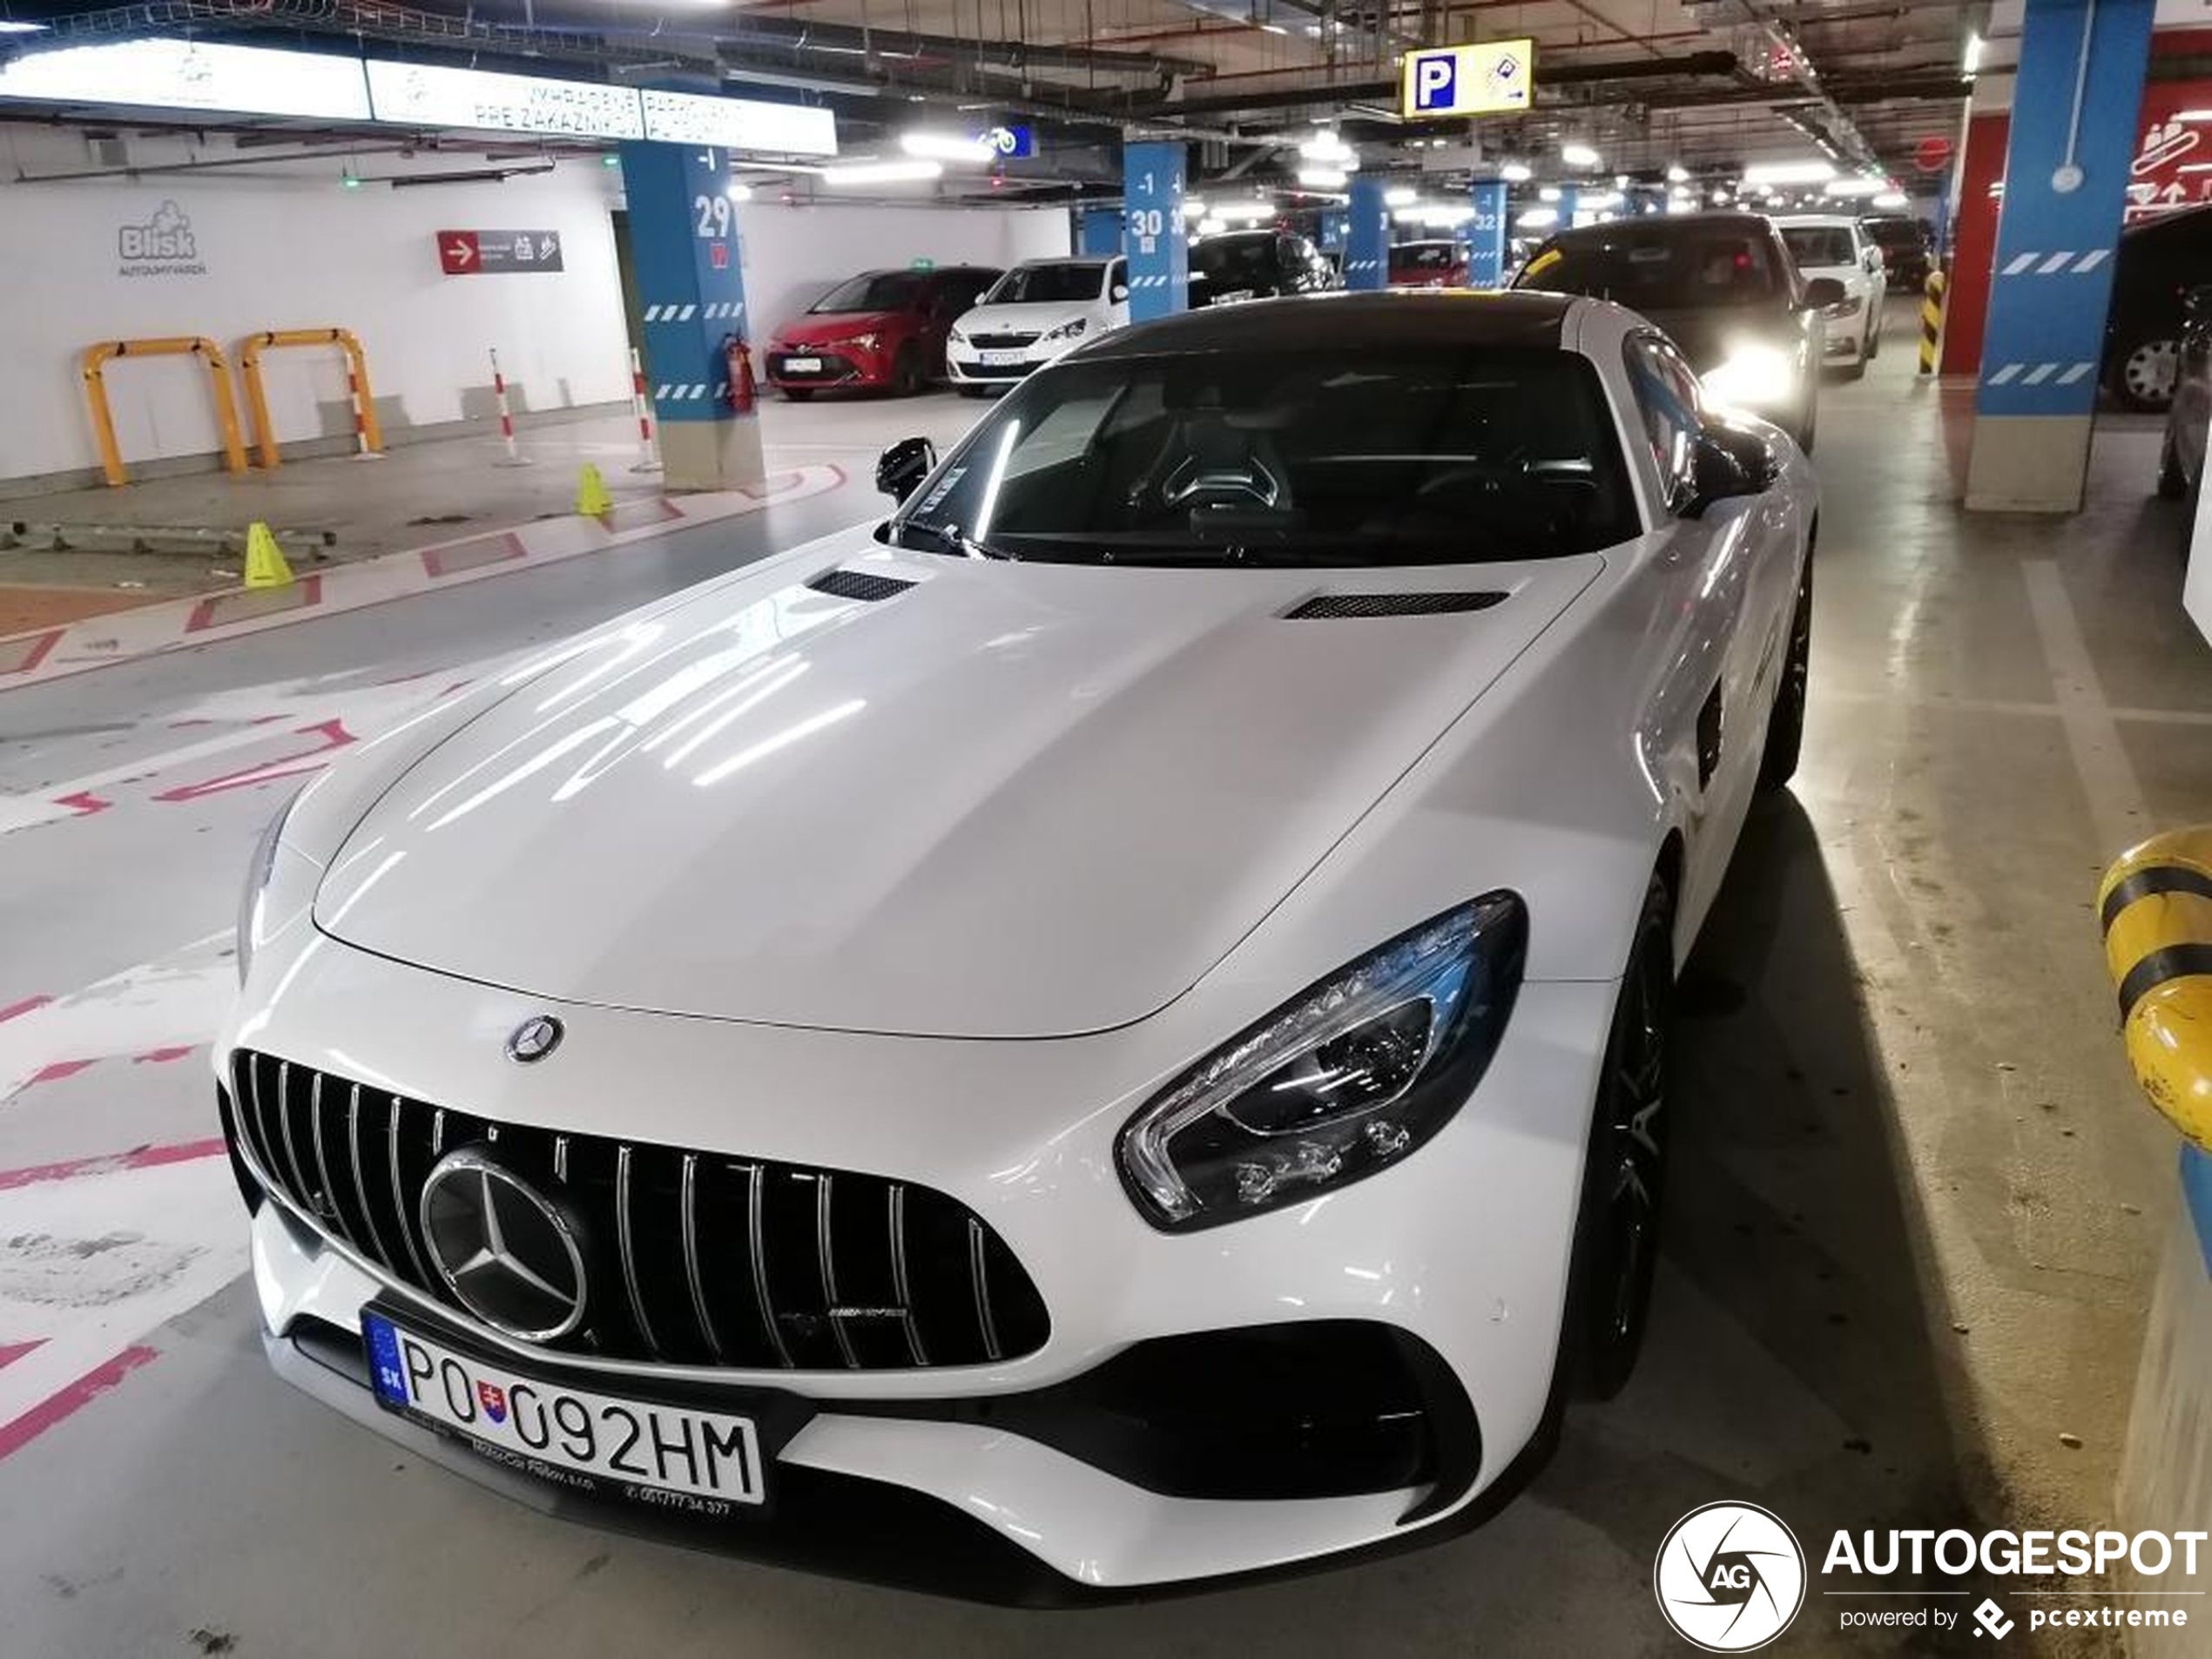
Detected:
[2105,205,2212,412]
[1513,212,1842,452]
[1860,215,1933,292]
[1187,230,1341,307]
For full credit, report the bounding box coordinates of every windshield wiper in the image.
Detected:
[897,519,1010,560]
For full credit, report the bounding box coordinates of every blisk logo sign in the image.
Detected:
[1654,1502,1808,1651]
[1408,51,1458,115]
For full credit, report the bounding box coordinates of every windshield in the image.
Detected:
[888,346,1638,568]
[1192,236,1278,284]
[811,271,925,314]
[988,262,1108,304]
[1517,226,1781,309]
[1392,243,1460,273]
[1782,226,1857,269]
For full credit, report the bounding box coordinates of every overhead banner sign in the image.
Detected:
[437,229,564,275]
[0,38,371,121]
[1399,38,1534,119]
[639,88,837,157]
[367,59,644,140]
[977,123,1034,159]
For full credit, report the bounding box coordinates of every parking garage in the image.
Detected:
[0,1,2209,1655]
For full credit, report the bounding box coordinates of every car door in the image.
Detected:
[1626,332,1790,921]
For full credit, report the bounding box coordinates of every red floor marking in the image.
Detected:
[24,1059,97,1088]
[0,1344,158,1462]
[0,1137,227,1192]
[150,717,357,804]
[182,576,326,635]
[49,791,111,819]
[132,1046,195,1065]
[0,628,64,678]
[0,996,52,1025]
[0,1340,45,1372]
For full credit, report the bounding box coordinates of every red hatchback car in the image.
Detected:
[1388,240,1470,288]
[765,266,1002,400]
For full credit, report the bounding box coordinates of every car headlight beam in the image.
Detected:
[1701,342,1797,413]
[1117,894,1527,1231]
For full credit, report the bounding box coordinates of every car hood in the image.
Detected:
[313,543,1603,1038]
[956,300,1095,335]
[1629,306,1797,373]
[775,311,903,346]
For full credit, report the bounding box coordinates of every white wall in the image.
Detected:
[734,201,1071,341]
[0,123,632,484]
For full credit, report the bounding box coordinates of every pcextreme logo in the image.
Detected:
[1654,1501,1809,1652]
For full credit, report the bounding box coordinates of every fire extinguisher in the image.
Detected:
[724,334,757,415]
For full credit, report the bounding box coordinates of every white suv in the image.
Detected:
[947,257,1130,395]
[1776,215,1885,378]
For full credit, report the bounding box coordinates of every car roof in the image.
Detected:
[1082,290,1574,357]
[1773,213,1859,229]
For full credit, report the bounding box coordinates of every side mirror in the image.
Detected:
[1685,424,1779,516]
[1804,276,1849,310]
[1112,283,1130,302]
[876,436,937,503]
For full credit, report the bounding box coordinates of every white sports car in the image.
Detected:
[222,291,1817,1600]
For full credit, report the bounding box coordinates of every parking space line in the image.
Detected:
[0,1344,158,1464]
[0,1139,226,1192]
[2022,560,2151,853]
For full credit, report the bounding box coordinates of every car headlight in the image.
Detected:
[236,789,300,986]
[844,333,881,353]
[1116,894,1527,1231]
[948,326,968,345]
[1701,343,1798,412]
[1823,296,1864,320]
[1040,317,1089,343]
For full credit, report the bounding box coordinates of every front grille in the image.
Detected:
[964,332,1039,350]
[1284,591,1508,619]
[224,1049,1049,1372]
[955,359,1036,381]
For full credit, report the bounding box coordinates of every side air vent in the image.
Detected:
[807,570,917,603]
[1285,591,1508,620]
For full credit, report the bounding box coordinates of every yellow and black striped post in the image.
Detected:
[2100,827,2212,1150]
[1917,269,1946,375]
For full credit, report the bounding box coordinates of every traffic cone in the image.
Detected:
[575,462,614,517]
[242,522,293,590]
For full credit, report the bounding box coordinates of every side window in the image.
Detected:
[1109,257,1128,294]
[1623,335,1701,513]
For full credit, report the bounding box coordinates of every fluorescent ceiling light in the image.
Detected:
[1297,166,1348,189]
[1578,190,1623,211]
[1515,206,1558,229]
[1539,185,1561,202]
[1824,176,1889,198]
[1212,199,1278,223]
[1743,158,1836,185]
[1871,191,1910,208]
[1561,142,1600,168]
[1181,198,1208,216]
[1197,216,1227,234]
[725,181,753,201]
[824,158,942,185]
[1384,184,1419,206]
[0,18,48,30]
[1666,162,1689,183]
[1614,173,1629,187]
[1500,161,1532,183]
[900,130,995,163]
[1299,129,1356,166]
[1260,21,1288,33]
[1963,30,1983,76]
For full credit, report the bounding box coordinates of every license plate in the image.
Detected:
[978,349,1025,367]
[363,1311,767,1513]
[781,356,822,374]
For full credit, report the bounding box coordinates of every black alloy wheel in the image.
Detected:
[1758,552,1812,792]
[1570,878,1676,1400]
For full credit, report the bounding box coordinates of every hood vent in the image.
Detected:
[807,569,917,603]
[1285,591,1508,620]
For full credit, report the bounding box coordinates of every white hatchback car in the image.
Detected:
[947,256,1130,395]
[1776,215,1885,377]
[223,292,1817,1602]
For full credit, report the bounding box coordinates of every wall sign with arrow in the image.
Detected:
[435,229,565,275]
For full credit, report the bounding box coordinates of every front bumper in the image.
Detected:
[225,930,1611,1594]
[946,335,1078,384]
[765,347,885,392]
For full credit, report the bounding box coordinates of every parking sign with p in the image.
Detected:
[1411,52,1457,114]
[1399,39,1535,118]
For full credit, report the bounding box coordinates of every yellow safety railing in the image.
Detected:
[2100,826,2212,1150]
[238,327,383,469]
[81,337,249,488]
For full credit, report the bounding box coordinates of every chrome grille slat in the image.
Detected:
[968,1217,1002,1363]
[747,1163,793,1368]
[346,1082,392,1270]
[679,1153,723,1360]
[220,1049,1047,1372]
[615,1145,662,1359]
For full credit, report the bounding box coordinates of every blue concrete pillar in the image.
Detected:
[1964,0,2155,510]
[1079,207,1122,258]
[1556,184,1579,228]
[1122,141,1187,321]
[1466,180,1508,287]
[1346,174,1390,290]
[617,140,763,490]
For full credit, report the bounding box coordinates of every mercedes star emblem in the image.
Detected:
[506,1015,563,1063]
[418,1150,587,1342]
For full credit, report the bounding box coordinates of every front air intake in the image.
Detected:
[807,569,917,603]
[1285,591,1508,619]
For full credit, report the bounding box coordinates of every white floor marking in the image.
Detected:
[2021,560,2152,854]
[0,934,233,1101]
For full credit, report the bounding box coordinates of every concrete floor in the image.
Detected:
[0,307,2203,1656]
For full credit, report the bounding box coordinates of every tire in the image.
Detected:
[1865,313,1881,361]
[2114,335,2182,413]
[956,385,993,399]
[2160,426,2189,499]
[1840,354,1867,383]
[781,388,815,403]
[1758,550,1812,793]
[891,344,926,397]
[1565,875,1676,1401]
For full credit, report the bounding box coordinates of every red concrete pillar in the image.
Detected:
[1939,111,2010,376]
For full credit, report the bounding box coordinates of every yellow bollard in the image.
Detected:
[576,462,614,518]
[2099,827,2212,1151]
[1918,270,1946,376]
[241,522,294,590]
